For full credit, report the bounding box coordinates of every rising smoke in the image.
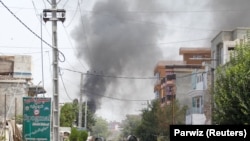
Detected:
[72,0,250,115]
[73,0,163,113]
[207,0,250,30]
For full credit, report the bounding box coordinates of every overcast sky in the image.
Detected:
[1,0,250,122]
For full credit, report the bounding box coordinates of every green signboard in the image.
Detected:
[23,97,51,141]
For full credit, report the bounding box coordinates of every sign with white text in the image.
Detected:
[23,97,51,141]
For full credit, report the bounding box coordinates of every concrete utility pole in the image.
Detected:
[84,97,87,129]
[78,74,83,128]
[43,1,65,140]
[211,68,215,124]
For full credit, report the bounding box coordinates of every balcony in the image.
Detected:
[165,80,175,86]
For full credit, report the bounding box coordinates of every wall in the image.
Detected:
[0,82,28,120]
[175,71,193,108]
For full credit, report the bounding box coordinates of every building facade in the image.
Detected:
[185,27,250,125]
[211,27,250,68]
[185,66,211,125]
[154,48,211,110]
[0,55,32,120]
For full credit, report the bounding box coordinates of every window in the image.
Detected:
[155,91,160,99]
[192,96,203,113]
[216,43,223,66]
[166,86,174,95]
[193,55,203,58]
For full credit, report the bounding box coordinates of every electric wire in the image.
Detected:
[62,0,70,8]
[64,1,79,27]
[60,67,208,80]
[56,0,63,5]
[62,24,88,71]
[59,68,74,101]
[42,0,47,8]
[0,5,232,32]
[0,0,66,62]
[46,0,51,5]
[77,0,93,63]
[83,89,150,102]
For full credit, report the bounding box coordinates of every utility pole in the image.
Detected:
[78,74,83,128]
[84,97,87,129]
[211,67,215,125]
[43,1,65,140]
[4,94,6,140]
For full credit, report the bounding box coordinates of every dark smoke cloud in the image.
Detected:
[72,0,250,116]
[73,0,163,113]
[207,0,250,30]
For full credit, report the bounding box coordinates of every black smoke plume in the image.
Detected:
[73,0,163,113]
[72,0,250,114]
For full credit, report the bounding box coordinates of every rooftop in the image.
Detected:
[179,47,211,55]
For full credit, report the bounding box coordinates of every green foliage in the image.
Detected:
[69,127,88,141]
[78,130,88,141]
[91,116,109,139]
[135,100,159,141]
[214,39,250,124]
[60,99,96,130]
[0,136,5,141]
[69,127,79,141]
[121,114,141,138]
[77,102,96,131]
[60,103,76,127]
[135,100,187,141]
[13,114,23,124]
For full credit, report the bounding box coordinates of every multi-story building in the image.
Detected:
[211,27,250,68]
[185,27,250,125]
[154,48,211,110]
[154,60,185,103]
[185,66,211,125]
[0,55,32,119]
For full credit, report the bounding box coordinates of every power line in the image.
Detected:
[0,5,231,32]
[77,0,93,63]
[60,67,208,80]
[84,89,150,102]
[63,1,79,27]
[2,5,250,13]
[62,24,88,71]
[0,0,65,62]
[59,69,73,101]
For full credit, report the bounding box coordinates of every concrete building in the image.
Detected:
[211,27,250,68]
[154,60,185,102]
[185,27,250,125]
[185,66,211,125]
[0,55,32,120]
[154,48,211,108]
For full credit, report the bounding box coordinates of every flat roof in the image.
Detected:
[165,64,202,69]
[179,47,211,55]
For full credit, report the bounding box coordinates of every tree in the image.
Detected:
[135,99,187,141]
[156,99,187,140]
[121,114,141,139]
[78,130,88,141]
[77,102,96,131]
[70,127,79,141]
[69,127,88,141]
[135,100,160,141]
[214,39,250,124]
[60,103,76,127]
[91,116,109,139]
[60,99,96,130]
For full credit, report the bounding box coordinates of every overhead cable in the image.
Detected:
[0,0,66,62]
